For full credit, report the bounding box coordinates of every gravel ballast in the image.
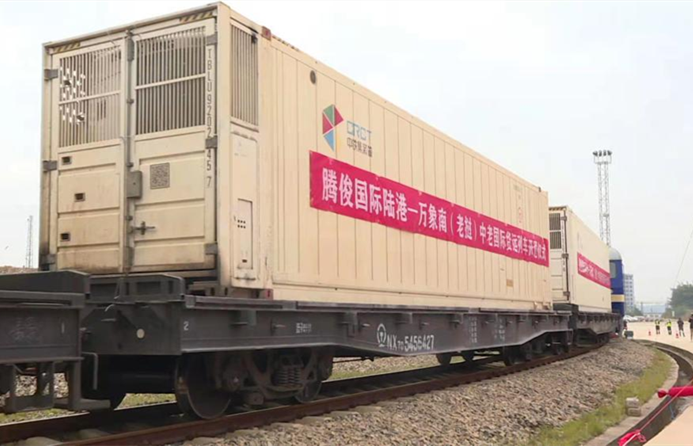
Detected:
[331,355,440,379]
[218,340,655,446]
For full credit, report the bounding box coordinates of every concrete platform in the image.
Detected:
[630,321,693,444]
[582,341,678,446]
[648,406,693,446]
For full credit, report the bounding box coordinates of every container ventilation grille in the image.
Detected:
[549,212,563,249]
[230,24,258,126]
[136,27,206,135]
[549,212,561,231]
[549,231,562,249]
[58,47,121,148]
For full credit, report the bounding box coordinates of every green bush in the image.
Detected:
[524,348,672,446]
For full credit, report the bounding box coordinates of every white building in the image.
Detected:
[624,274,635,312]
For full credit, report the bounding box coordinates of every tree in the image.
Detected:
[627,306,643,317]
[667,283,693,318]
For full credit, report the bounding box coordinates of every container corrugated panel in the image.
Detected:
[549,206,611,312]
[267,30,551,310]
[41,3,552,310]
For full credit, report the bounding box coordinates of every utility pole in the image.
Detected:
[25,215,33,269]
[593,150,613,246]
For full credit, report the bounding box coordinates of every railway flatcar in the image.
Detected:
[0,2,619,419]
[548,206,617,340]
[0,271,107,412]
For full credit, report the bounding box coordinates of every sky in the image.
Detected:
[1,1,692,303]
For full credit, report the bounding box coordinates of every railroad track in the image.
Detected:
[0,356,501,445]
[2,347,598,446]
[604,341,693,446]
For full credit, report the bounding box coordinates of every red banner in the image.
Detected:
[310,151,549,267]
[577,253,611,288]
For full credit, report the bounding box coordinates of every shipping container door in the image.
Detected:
[129,20,217,272]
[47,39,126,273]
[549,210,569,301]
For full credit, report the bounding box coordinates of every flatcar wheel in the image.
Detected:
[532,336,547,356]
[109,392,126,410]
[294,379,322,403]
[0,367,10,395]
[175,355,231,419]
[501,347,520,366]
[551,341,565,356]
[81,388,126,411]
[436,353,453,366]
[519,343,534,362]
[461,351,475,363]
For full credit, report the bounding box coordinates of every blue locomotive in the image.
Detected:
[609,247,625,318]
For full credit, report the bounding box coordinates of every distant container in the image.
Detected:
[39,2,551,310]
[549,206,611,312]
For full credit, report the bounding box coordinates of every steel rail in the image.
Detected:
[0,401,180,445]
[606,341,693,446]
[0,356,501,444]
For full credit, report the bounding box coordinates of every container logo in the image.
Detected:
[322,104,373,156]
[322,105,344,151]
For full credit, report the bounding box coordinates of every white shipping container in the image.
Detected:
[39,3,551,311]
[549,206,611,312]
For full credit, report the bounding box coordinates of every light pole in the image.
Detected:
[593,150,613,246]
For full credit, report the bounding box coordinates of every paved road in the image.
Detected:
[629,320,693,344]
[628,321,693,445]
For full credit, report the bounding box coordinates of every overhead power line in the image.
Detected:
[674,224,693,285]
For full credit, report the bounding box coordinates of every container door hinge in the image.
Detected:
[44,69,59,81]
[563,291,571,298]
[562,253,569,259]
[205,136,218,150]
[206,34,218,46]
[42,160,58,172]
[124,246,134,269]
[126,170,142,198]
[205,243,218,255]
[126,38,135,62]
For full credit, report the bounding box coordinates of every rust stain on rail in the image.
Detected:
[0,403,180,444]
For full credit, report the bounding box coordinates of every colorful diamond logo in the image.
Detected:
[322,105,344,150]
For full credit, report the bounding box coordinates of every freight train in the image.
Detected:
[0,3,620,419]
